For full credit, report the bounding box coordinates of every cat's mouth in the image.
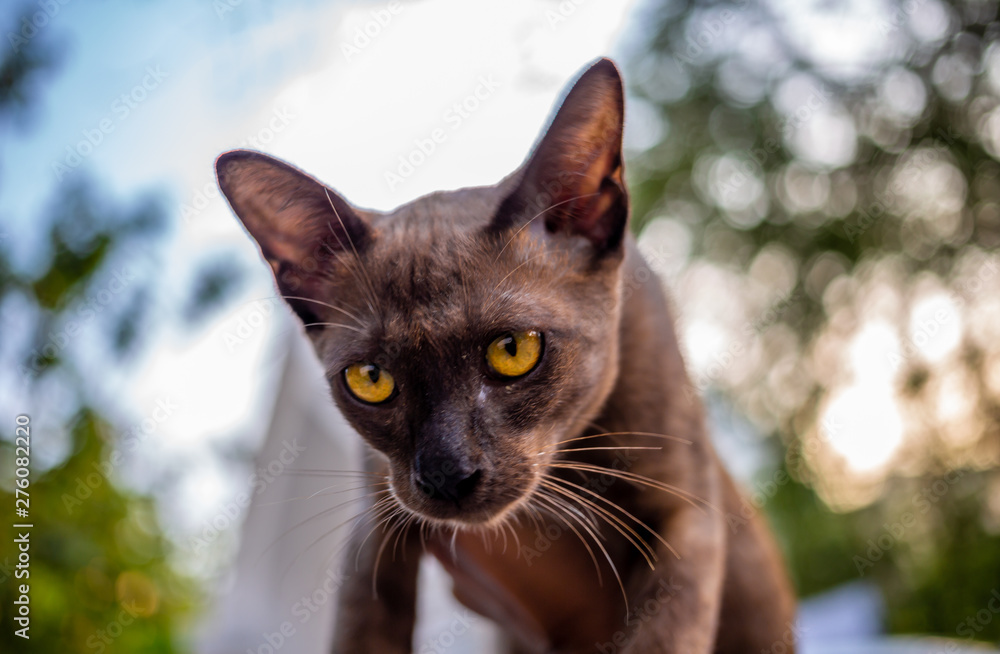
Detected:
[390,466,535,525]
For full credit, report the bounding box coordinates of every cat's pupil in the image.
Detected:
[504,337,517,357]
[366,366,380,384]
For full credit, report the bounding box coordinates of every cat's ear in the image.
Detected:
[216,150,370,325]
[491,58,628,255]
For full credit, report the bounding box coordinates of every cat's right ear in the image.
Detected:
[490,58,628,257]
[216,150,371,325]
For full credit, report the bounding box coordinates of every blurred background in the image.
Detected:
[1,0,999,652]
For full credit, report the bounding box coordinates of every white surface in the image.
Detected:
[802,640,998,654]
[199,325,358,654]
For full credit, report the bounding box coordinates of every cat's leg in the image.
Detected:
[620,506,727,654]
[331,508,423,654]
[712,488,797,654]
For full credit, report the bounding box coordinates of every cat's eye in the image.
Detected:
[486,330,543,378]
[344,362,396,404]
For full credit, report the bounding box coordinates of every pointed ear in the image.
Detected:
[216,150,371,326]
[491,58,628,255]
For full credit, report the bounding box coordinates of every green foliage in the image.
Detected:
[630,0,1000,641]
[0,11,201,652]
[764,470,866,596]
[0,411,198,653]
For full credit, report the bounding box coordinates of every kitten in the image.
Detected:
[216,58,796,654]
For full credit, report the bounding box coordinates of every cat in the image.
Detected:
[216,58,796,654]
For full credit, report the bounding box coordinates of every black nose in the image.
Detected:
[414,454,482,503]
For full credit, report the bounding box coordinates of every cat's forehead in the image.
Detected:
[345,189,548,330]
[365,187,509,289]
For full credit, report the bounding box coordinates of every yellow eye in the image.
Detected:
[486,330,543,378]
[344,363,396,404]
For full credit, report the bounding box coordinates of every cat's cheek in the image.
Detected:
[328,391,404,456]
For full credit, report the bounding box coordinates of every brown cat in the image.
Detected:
[216,58,796,654]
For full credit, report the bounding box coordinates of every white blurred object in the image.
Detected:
[803,640,998,654]
[798,581,884,644]
[797,582,998,654]
[198,325,357,654]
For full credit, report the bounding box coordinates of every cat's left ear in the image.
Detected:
[216,150,372,325]
[491,58,628,256]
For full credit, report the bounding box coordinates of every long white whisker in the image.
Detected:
[532,489,604,587]
[540,478,660,567]
[547,461,718,515]
[279,294,365,327]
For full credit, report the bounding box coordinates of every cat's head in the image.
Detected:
[217,59,629,526]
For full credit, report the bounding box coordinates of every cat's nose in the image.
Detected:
[414,454,482,503]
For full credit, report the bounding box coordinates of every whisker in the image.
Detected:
[316,493,395,573]
[282,468,386,478]
[497,519,509,555]
[322,222,376,317]
[532,489,604,587]
[277,491,393,587]
[502,517,522,556]
[522,502,544,532]
[371,506,409,597]
[301,321,365,333]
[354,497,403,572]
[299,480,390,501]
[459,248,475,328]
[533,483,629,614]
[419,520,430,555]
[540,478,659,568]
[480,526,492,555]
[259,481,390,506]
[260,487,388,557]
[324,189,381,317]
[521,474,598,531]
[544,474,679,561]
[548,430,692,448]
[490,251,549,295]
[393,513,419,562]
[279,294,364,327]
[493,192,600,263]
[539,446,663,456]
[547,462,719,515]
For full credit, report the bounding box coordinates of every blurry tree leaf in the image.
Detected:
[183,257,243,325]
[0,8,197,653]
[630,0,1000,637]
